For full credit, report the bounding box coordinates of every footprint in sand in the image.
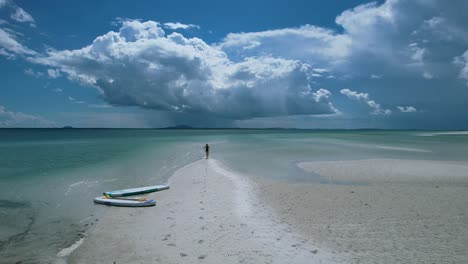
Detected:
[198,255,207,260]
[162,234,171,241]
[200,207,205,210]
[167,216,174,220]
[197,239,204,244]
[199,216,204,220]
[167,243,176,247]
[180,253,188,257]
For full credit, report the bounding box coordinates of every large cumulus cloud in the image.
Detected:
[217,0,468,128]
[221,0,468,80]
[32,20,337,119]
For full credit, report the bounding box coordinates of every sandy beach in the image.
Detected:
[66,159,338,264]
[63,158,468,264]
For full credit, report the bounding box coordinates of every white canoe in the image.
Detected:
[103,185,170,197]
[93,196,156,207]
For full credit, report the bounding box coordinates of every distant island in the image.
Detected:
[160,125,194,129]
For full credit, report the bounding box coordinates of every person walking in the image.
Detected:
[204,144,210,159]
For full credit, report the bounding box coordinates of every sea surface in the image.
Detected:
[1,129,467,263]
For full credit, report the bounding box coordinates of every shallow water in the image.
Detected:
[214,130,468,182]
[0,129,467,263]
[0,129,203,263]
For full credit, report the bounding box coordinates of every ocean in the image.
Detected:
[1,129,467,263]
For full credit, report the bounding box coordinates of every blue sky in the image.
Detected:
[1,0,467,129]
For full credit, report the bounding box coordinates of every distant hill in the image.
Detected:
[160,125,194,129]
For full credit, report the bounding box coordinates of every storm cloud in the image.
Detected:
[32,20,337,119]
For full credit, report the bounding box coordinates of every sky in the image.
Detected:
[1,0,467,129]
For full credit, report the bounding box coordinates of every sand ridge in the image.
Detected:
[67,158,341,264]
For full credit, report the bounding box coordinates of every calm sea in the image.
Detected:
[1,129,467,263]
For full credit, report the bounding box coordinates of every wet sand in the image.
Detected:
[258,159,468,263]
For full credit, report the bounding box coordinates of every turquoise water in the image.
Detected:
[1,129,467,263]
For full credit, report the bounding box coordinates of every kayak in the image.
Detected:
[93,196,156,207]
[103,185,170,197]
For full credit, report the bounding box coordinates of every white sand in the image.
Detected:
[67,159,341,264]
[258,159,468,263]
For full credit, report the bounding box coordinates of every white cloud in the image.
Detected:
[32,20,337,119]
[68,96,85,104]
[312,88,339,114]
[340,88,369,100]
[88,103,112,108]
[454,50,468,85]
[0,48,14,59]
[370,74,382,79]
[312,68,328,73]
[0,105,55,127]
[47,68,60,78]
[407,42,434,79]
[52,88,63,92]
[0,28,36,56]
[10,6,35,26]
[335,1,395,35]
[423,71,433,79]
[163,22,200,30]
[424,17,444,29]
[340,88,391,115]
[220,25,351,65]
[397,106,417,113]
[0,0,35,27]
[312,88,331,101]
[24,68,43,78]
